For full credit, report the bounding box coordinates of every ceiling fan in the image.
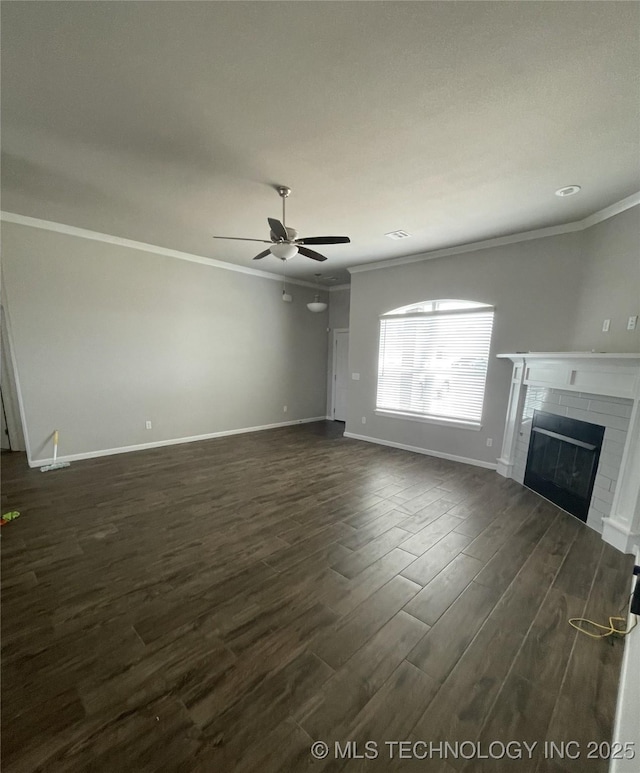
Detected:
[213,186,351,262]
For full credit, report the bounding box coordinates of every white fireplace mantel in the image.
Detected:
[496,352,640,555]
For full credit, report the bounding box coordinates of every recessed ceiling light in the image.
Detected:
[555,185,581,197]
[385,230,412,240]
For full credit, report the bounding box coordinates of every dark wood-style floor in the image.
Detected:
[1,422,633,772]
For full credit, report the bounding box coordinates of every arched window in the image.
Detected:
[376,299,494,427]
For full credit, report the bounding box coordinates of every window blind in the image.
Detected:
[376,309,494,424]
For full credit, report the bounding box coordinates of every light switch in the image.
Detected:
[352,373,360,380]
[602,319,610,332]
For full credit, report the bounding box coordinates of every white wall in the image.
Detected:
[2,222,329,463]
[329,288,350,330]
[572,207,640,352]
[346,232,587,466]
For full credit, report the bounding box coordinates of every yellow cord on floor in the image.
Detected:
[569,615,637,639]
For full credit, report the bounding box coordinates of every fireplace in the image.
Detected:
[524,410,605,522]
[496,352,640,554]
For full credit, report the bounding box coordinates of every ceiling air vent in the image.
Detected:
[385,230,412,240]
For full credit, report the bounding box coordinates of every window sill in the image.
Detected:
[375,409,482,431]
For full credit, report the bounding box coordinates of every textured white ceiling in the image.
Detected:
[2,1,639,283]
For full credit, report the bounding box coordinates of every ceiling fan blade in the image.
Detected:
[297,236,351,245]
[213,236,272,243]
[252,249,272,260]
[267,218,288,241]
[297,246,327,262]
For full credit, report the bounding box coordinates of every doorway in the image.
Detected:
[1,390,10,449]
[332,329,349,422]
[1,304,26,453]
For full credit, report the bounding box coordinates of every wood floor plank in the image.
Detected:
[404,552,484,626]
[320,661,439,773]
[453,509,500,538]
[322,548,417,616]
[462,673,556,773]
[406,580,502,683]
[1,686,86,770]
[311,575,422,669]
[390,486,447,515]
[343,498,398,528]
[400,530,474,587]
[330,527,413,579]
[390,479,443,503]
[462,493,538,562]
[472,503,561,592]
[338,510,409,551]
[192,650,334,770]
[216,718,314,773]
[297,611,429,741]
[552,522,605,600]
[396,498,453,534]
[398,513,464,556]
[348,660,437,741]
[264,524,353,573]
[511,587,585,688]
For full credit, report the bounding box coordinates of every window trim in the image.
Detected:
[382,307,493,321]
[376,301,495,426]
[375,409,482,431]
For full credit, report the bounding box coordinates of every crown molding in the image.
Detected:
[349,191,640,275]
[579,191,640,228]
[0,211,323,290]
[4,189,637,285]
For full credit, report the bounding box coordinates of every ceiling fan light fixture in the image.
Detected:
[214,187,350,263]
[270,242,299,260]
[307,294,327,313]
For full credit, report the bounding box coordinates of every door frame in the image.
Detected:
[330,328,349,421]
[1,302,28,453]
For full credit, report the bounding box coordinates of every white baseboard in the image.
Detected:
[343,431,498,470]
[609,547,640,773]
[496,458,514,478]
[29,417,327,468]
[602,517,640,555]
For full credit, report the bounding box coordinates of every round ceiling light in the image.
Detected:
[307,294,327,313]
[270,243,299,260]
[555,185,581,198]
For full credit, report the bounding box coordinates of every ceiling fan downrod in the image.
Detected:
[277,186,291,231]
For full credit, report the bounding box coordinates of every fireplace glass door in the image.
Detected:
[524,411,604,522]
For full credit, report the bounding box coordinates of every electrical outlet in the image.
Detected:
[145,421,152,430]
[602,319,610,333]
[627,315,638,331]
[486,438,493,447]
[283,405,288,413]
[361,416,367,424]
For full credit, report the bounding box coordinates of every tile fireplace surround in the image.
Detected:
[496,352,640,555]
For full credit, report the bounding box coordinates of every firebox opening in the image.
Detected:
[524,410,605,522]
